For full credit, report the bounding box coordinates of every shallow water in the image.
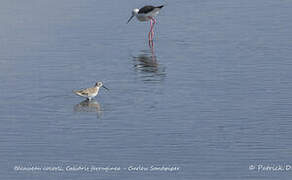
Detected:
[1,0,292,179]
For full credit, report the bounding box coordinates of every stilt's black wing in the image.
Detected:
[138,6,155,14]
[138,5,164,14]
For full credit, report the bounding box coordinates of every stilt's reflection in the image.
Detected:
[74,99,103,119]
[132,48,166,82]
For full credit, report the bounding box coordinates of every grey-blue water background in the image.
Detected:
[1,0,292,179]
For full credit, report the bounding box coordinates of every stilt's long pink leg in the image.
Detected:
[148,17,157,48]
[148,19,153,41]
[151,18,156,40]
[148,37,152,47]
[150,44,155,61]
[149,38,154,48]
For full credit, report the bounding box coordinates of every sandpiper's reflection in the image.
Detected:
[74,99,103,118]
[133,49,166,82]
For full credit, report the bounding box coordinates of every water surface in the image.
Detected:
[1,0,292,179]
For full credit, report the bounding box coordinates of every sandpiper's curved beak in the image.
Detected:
[102,85,109,91]
[127,15,134,24]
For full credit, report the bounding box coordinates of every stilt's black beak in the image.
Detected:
[127,15,134,24]
[102,85,109,91]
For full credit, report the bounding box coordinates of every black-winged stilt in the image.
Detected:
[127,5,164,42]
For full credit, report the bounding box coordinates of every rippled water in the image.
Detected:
[1,0,292,179]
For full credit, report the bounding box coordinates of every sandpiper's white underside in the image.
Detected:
[74,87,100,100]
[76,92,98,100]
